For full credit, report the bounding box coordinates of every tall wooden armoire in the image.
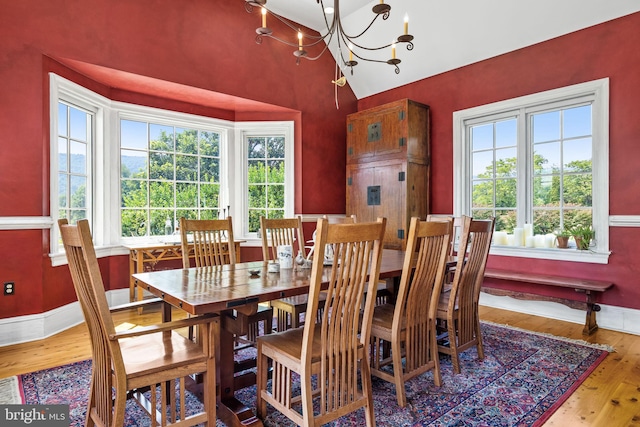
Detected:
[346,99,430,249]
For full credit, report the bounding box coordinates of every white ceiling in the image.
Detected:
[262,0,640,99]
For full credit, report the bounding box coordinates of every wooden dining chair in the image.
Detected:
[436,215,495,374]
[260,216,323,332]
[180,216,273,346]
[256,217,386,427]
[369,217,453,407]
[58,219,217,427]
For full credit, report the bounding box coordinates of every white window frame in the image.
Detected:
[453,78,610,264]
[49,73,294,265]
[233,122,295,243]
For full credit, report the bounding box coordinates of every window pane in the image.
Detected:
[248,209,265,233]
[69,176,86,208]
[200,131,219,156]
[248,137,265,158]
[472,151,493,179]
[495,178,516,208]
[200,183,219,208]
[58,174,67,207]
[533,111,560,143]
[268,184,284,208]
[69,107,88,142]
[58,137,68,172]
[176,154,198,181]
[564,138,592,172]
[495,148,517,177]
[149,152,174,180]
[150,124,174,151]
[248,160,265,184]
[494,210,516,232]
[121,179,147,208]
[248,184,266,208]
[267,137,285,158]
[534,141,561,175]
[563,105,591,139]
[149,181,175,208]
[175,128,198,154]
[495,119,516,148]
[200,157,219,182]
[472,180,493,208]
[150,210,174,235]
[471,124,493,151]
[69,141,87,174]
[176,182,197,208]
[121,149,147,179]
[533,175,560,207]
[533,209,560,235]
[58,104,68,137]
[121,120,148,150]
[267,160,284,183]
[563,174,592,206]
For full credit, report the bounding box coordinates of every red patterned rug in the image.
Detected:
[7,322,611,426]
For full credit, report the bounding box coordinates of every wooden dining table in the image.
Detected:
[132,249,406,427]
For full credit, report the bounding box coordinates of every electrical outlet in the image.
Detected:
[4,282,14,296]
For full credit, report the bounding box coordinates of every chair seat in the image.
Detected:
[270,293,327,331]
[121,330,207,383]
[258,324,365,366]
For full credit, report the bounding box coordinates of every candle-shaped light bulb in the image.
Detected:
[261,7,267,28]
[298,31,303,50]
[391,42,396,59]
[349,43,354,61]
[404,14,409,35]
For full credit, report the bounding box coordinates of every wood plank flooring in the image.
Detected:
[0,304,638,426]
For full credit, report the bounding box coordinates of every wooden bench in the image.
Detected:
[482,269,613,335]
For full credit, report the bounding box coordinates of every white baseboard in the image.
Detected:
[0,289,130,347]
[480,292,640,336]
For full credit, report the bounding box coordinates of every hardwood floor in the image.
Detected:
[1,304,639,426]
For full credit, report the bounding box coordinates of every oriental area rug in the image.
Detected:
[5,322,611,427]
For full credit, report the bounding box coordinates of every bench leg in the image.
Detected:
[583,291,600,336]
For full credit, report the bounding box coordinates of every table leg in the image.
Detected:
[217,320,263,427]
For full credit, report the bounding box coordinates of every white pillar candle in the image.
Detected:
[534,234,546,248]
[524,223,534,240]
[493,231,508,245]
[544,234,555,248]
[513,228,524,246]
[525,236,535,247]
[506,234,516,246]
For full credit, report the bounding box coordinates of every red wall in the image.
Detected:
[359,12,640,309]
[0,0,357,318]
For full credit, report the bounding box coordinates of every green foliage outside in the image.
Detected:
[118,127,285,237]
[472,153,592,235]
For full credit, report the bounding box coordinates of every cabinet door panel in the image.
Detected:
[375,163,406,249]
[346,165,376,223]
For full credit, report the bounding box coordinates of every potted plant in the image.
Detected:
[570,225,595,250]
[554,229,572,249]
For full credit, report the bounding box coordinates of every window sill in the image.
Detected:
[489,245,610,264]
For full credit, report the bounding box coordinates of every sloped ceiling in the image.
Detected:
[260,0,640,99]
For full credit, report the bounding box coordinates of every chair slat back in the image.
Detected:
[394,217,453,371]
[260,216,305,262]
[426,214,462,257]
[180,217,236,267]
[448,216,495,344]
[58,219,121,425]
[303,217,386,416]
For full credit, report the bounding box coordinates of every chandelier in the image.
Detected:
[244,0,414,76]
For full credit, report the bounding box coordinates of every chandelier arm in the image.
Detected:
[337,13,384,41]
